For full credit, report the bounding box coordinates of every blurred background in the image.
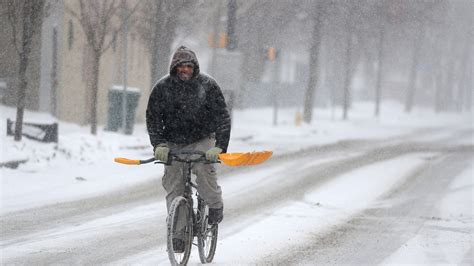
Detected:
[0,0,472,137]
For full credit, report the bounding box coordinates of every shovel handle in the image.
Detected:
[114,157,155,165]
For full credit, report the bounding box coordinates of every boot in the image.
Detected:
[172,238,185,253]
[208,207,223,225]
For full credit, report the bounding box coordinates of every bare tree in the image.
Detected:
[371,0,391,117]
[321,1,365,121]
[3,0,46,141]
[459,29,472,111]
[303,1,328,123]
[404,20,425,113]
[136,0,193,86]
[238,1,300,84]
[341,2,354,120]
[337,1,371,120]
[401,1,442,113]
[373,25,385,117]
[208,1,224,75]
[68,0,140,135]
[453,0,472,112]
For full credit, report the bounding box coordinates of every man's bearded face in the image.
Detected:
[177,63,194,81]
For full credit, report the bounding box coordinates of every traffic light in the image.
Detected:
[208,33,215,48]
[208,32,228,48]
[219,33,227,48]
[266,47,278,61]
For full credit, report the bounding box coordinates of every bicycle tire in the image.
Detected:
[167,196,193,266]
[197,202,218,263]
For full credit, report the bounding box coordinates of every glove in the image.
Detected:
[206,147,223,162]
[154,145,170,162]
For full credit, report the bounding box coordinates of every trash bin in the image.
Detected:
[106,86,140,135]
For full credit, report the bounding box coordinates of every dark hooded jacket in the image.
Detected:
[146,46,231,152]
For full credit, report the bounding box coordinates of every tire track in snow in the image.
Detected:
[106,143,471,264]
[266,152,473,265]
[2,129,471,264]
[0,127,445,242]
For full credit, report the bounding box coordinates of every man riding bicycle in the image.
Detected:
[146,46,231,252]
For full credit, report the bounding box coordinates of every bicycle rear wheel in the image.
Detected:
[167,196,193,266]
[197,201,218,263]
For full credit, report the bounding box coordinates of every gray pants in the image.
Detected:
[162,136,223,211]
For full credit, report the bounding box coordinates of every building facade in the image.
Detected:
[3,0,152,127]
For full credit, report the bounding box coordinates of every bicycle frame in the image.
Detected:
[114,148,272,264]
[157,150,219,265]
[114,149,221,264]
[156,149,211,210]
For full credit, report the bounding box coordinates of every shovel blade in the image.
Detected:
[219,151,273,166]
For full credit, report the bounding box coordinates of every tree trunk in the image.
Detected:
[147,1,175,87]
[458,31,472,112]
[90,52,101,135]
[443,50,456,111]
[303,2,324,123]
[405,22,424,113]
[374,26,385,117]
[227,0,237,51]
[149,13,176,86]
[342,11,354,120]
[208,1,222,75]
[434,62,444,113]
[14,72,27,141]
[464,72,472,111]
[463,15,473,111]
[342,35,353,120]
[155,28,174,80]
[51,27,59,116]
[14,57,29,141]
[148,2,162,86]
[14,2,35,141]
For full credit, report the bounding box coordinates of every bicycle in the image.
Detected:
[114,149,273,265]
[153,150,219,265]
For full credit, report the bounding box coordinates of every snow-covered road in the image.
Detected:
[2,130,472,265]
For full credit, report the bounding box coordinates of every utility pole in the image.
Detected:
[223,0,238,115]
[209,1,223,75]
[51,26,58,117]
[227,0,237,51]
[374,25,385,117]
[268,47,280,126]
[121,0,129,134]
[342,3,354,121]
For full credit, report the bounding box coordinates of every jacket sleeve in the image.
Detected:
[210,82,231,153]
[146,86,166,149]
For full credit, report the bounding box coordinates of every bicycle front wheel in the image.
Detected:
[197,202,218,263]
[167,196,193,266]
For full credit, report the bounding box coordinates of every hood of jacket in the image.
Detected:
[169,46,200,78]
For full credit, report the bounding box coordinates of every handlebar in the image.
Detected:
[114,150,219,166]
[155,149,218,165]
[169,150,206,156]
